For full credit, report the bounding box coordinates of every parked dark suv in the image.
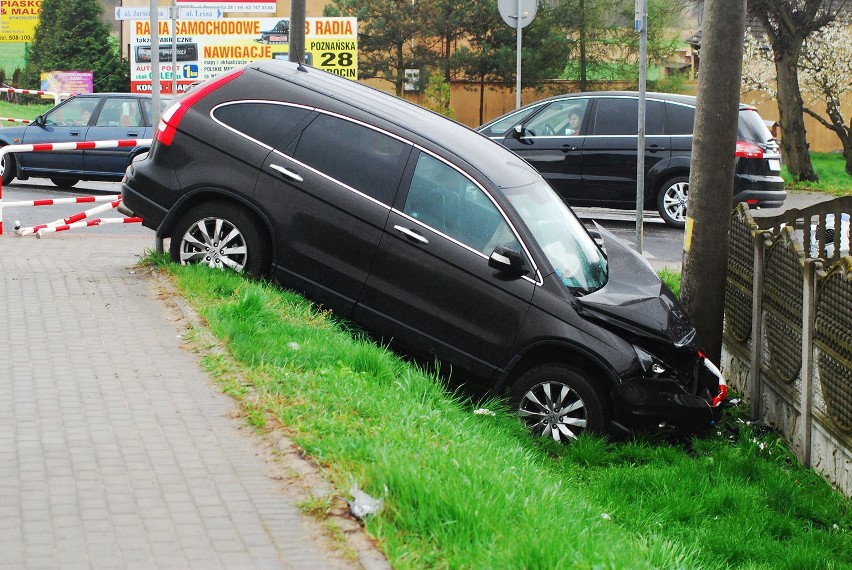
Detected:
[478,92,786,227]
[122,62,726,442]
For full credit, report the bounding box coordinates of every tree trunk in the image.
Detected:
[579,0,587,92]
[479,73,485,125]
[774,52,819,182]
[681,0,746,365]
[395,43,404,96]
[845,146,852,176]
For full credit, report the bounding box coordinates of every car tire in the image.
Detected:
[50,178,79,189]
[1,147,14,185]
[170,201,271,278]
[509,363,610,443]
[657,176,689,228]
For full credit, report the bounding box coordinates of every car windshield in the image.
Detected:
[504,180,608,294]
[478,103,546,137]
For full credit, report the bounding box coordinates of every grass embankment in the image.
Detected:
[0,100,53,123]
[151,256,851,569]
[782,152,851,197]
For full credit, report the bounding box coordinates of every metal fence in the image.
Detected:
[723,197,852,497]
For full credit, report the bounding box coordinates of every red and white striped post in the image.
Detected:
[0,138,151,235]
[15,197,122,236]
[1,117,34,124]
[0,87,69,105]
[35,216,144,238]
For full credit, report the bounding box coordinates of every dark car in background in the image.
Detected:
[122,61,726,442]
[0,93,165,188]
[478,92,786,227]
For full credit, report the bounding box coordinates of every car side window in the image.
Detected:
[44,98,99,127]
[96,98,143,127]
[292,113,410,206]
[591,98,665,136]
[666,103,695,135]
[142,98,172,126]
[213,102,313,149]
[403,153,522,255]
[525,99,589,137]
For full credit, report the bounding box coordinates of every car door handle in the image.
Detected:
[393,225,429,244]
[126,132,140,137]
[559,144,577,152]
[69,131,81,136]
[269,163,304,182]
[648,144,666,152]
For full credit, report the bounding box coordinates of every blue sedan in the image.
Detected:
[0,93,166,188]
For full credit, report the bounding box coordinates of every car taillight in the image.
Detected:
[155,68,244,146]
[735,141,764,159]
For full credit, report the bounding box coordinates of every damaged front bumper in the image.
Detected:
[611,354,727,436]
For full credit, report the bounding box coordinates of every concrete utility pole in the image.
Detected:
[680,0,747,364]
[289,0,306,64]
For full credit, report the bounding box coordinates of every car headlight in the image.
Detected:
[632,345,667,375]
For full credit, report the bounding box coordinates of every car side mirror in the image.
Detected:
[34,115,46,127]
[511,124,526,140]
[488,246,529,277]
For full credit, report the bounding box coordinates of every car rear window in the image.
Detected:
[666,103,695,135]
[738,108,775,144]
[213,102,313,149]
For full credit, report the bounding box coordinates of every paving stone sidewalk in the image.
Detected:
[0,234,386,569]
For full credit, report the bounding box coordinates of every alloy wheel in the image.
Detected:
[178,216,248,272]
[518,381,588,442]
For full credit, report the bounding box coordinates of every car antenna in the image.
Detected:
[296,48,308,72]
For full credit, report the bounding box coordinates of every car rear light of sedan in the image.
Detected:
[735,140,764,159]
[155,69,244,146]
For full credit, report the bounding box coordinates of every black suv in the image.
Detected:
[478,92,786,227]
[122,62,726,441]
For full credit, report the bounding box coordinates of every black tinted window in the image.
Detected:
[293,114,410,205]
[591,99,665,136]
[667,103,695,135]
[738,108,775,144]
[404,153,520,255]
[213,102,312,148]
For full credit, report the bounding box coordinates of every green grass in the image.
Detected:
[0,100,53,124]
[658,268,682,298]
[150,256,852,570]
[782,152,852,196]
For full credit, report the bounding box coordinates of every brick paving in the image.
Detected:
[0,234,385,569]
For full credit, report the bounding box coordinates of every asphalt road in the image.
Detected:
[1,178,152,238]
[3,177,837,269]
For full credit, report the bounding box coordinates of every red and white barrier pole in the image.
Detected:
[1,117,33,124]
[0,139,151,235]
[15,198,122,237]
[5,194,120,209]
[36,217,143,238]
[0,88,68,105]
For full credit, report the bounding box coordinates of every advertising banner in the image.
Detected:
[0,0,42,42]
[40,71,94,94]
[175,0,276,13]
[130,17,357,95]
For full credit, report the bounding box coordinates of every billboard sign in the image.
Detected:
[0,0,43,42]
[40,71,94,95]
[130,17,357,95]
